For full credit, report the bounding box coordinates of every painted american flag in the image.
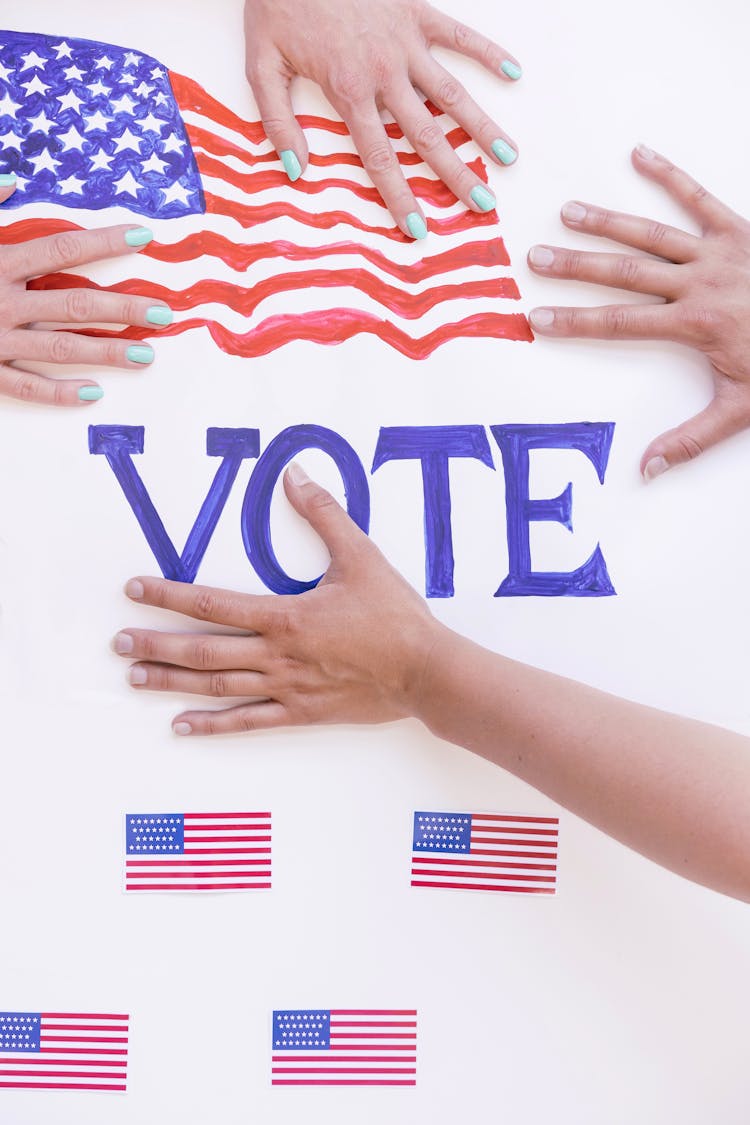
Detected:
[271,1009,417,1086]
[124,810,272,892]
[411,810,559,894]
[0,29,532,359]
[0,1011,129,1092]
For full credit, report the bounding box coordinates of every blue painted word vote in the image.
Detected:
[88,422,616,598]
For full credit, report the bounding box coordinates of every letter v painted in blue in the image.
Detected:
[89,425,260,582]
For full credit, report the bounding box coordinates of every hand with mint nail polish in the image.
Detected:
[244,0,520,234]
[0,205,171,408]
[528,146,750,480]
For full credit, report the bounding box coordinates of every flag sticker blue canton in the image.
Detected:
[0,1011,129,1091]
[411,811,559,894]
[0,30,203,217]
[272,1009,417,1086]
[125,811,272,892]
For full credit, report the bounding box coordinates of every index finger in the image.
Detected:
[125,576,280,632]
[4,224,154,283]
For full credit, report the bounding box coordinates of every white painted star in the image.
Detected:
[21,74,50,97]
[0,91,21,117]
[141,151,168,174]
[19,50,48,72]
[94,54,115,70]
[133,81,154,99]
[28,149,61,175]
[89,148,114,171]
[161,181,194,206]
[120,73,136,85]
[150,66,165,79]
[114,170,142,197]
[153,91,169,107]
[63,64,86,83]
[58,125,86,152]
[57,90,84,114]
[111,93,136,115]
[59,173,86,195]
[0,61,12,83]
[161,133,185,154]
[113,127,142,153]
[123,51,142,68]
[137,112,166,135]
[0,129,22,152]
[52,41,73,59]
[83,109,112,133]
[87,78,111,98]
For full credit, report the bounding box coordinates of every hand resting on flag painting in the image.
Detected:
[115,464,750,904]
[528,146,750,480]
[244,0,520,237]
[0,177,171,406]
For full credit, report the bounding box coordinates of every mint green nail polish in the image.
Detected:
[501,60,522,80]
[0,172,17,186]
[78,385,104,402]
[406,212,428,241]
[280,149,301,182]
[146,306,173,327]
[124,227,153,248]
[127,345,154,364]
[491,139,517,166]
[470,184,496,213]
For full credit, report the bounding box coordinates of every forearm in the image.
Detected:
[415,625,750,901]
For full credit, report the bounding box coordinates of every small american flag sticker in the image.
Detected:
[410,810,559,894]
[0,1011,129,1092]
[271,1009,417,1086]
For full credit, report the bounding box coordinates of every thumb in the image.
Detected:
[0,173,18,204]
[245,50,309,180]
[641,393,748,480]
[283,462,370,559]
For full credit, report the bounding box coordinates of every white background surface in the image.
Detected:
[1,1,750,1122]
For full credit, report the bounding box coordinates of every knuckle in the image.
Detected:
[191,639,219,670]
[603,307,632,335]
[362,142,396,175]
[209,672,230,697]
[415,121,443,153]
[46,231,83,268]
[47,332,77,363]
[557,250,583,279]
[308,488,339,514]
[685,303,721,342]
[646,221,670,251]
[64,289,97,322]
[452,22,475,50]
[613,256,642,288]
[138,633,159,660]
[122,298,143,325]
[194,591,218,620]
[52,380,67,407]
[675,432,704,462]
[327,66,369,105]
[11,372,39,402]
[436,77,462,109]
[238,711,260,733]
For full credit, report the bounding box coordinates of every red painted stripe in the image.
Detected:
[272,1056,416,1063]
[271,1068,416,1075]
[271,1079,415,1086]
[182,834,271,842]
[412,857,555,871]
[11,1058,126,1067]
[411,880,555,893]
[127,858,271,866]
[183,811,270,818]
[411,868,555,883]
[468,847,557,858]
[41,1036,127,1044]
[470,837,557,848]
[331,1022,416,1028]
[472,814,559,824]
[182,848,270,854]
[329,1044,414,1051]
[0,1081,127,1090]
[41,1024,128,1032]
[329,1034,416,1040]
[0,1069,126,1079]
[41,1013,128,1020]
[125,870,271,878]
[183,823,271,830]
[125,882,272,890]
[332,1010,417,1016]
[471,825,558,836]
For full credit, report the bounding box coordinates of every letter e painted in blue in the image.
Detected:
[372,426,494,598]
[241,425,370,594]
[88,425,260,582]
[491,422,615,597]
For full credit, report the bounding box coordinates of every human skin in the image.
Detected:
[528,147,750,480]
[115,465,750,904]
[0,178,171,406]
[244,0,521,237]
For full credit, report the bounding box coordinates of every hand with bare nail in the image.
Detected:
[244,0,521,238]
[0,177,172,407]
[528,146,750,480]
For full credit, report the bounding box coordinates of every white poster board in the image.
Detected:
[1,0,749,1121]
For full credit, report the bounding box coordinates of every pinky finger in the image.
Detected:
[172,702,290,737]
[528,302,682,342]
[421,6,522,81]
[0,363,103,407]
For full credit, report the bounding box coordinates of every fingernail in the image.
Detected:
[286,461,311,487]
[146,306,173,327]
[636,144,656,161]
[501,60,522,80]
[491,138,517,166]
[406,212,428,240]
[280,149,301,182]
[126,345,154,365]
[643,455,669,481]
[0,172,17,186]
[125,579,144,600]
[562,201,587,223]
[529,308,555,329]
[529,245,555,267]
[112,632,133,654]
[470,184,496,213]
[129,666,148,686]
[78,385,104,402]
[124,226,154,248]
[173,721,193,736]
